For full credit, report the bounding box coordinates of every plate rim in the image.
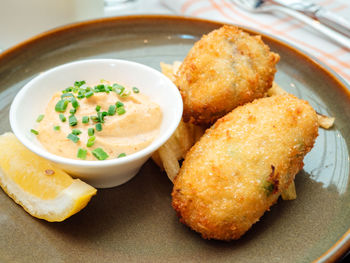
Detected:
[0,14,349,262]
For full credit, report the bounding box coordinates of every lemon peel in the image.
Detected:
[0,132,96,222]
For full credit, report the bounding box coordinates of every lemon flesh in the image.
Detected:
[0,132,97,222]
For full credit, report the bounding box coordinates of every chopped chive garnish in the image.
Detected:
[91,116,99,122]
[120,90,131,97]
[88,127,94,136]
[67,133,79,143]
[92,148,109,160]
[96,123,102,132]
[118,153,127,158]
[55,99,69,112]
[77,94,85,99]
[61,92,74,99]
[72,129,82,135]
[108,105,116,116]
[70,108,76,114]
[69,115,78,126]
[117,107,126,115]
[132,87,140,93]
[99,84,107,91]
[113,84,125,95]
[77,148,87,160]
[82,116,89,124]
[53,125,60,131]
[113,83,123,88]
[116,101,124,108]
[263,181,275,196]
[94,84,106,93]
[30,129,39,135]
[98,111,108,123]
[36,114,45,122]
[97,112,105,123]
[95,105,101,112]
[59,113,66,122]
[74,80,86,87]
[85,90,94,98]
[71,97,79,109]
[87,136,96,147]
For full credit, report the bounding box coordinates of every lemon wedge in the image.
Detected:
[0,132,97,222]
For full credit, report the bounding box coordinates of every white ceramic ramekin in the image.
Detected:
[10,59,183,188]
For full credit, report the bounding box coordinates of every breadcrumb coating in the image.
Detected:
[172,95,318,240]
[175,25,280,125]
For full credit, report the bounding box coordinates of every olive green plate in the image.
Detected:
[0,16,349,263]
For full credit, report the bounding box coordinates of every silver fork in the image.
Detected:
[231,0,350,49]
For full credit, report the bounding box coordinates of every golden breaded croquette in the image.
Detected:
[172,95,318,240]
[175,25,280,125]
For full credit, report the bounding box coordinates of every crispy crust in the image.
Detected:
[175,25,280,125]
[172,95,318,240]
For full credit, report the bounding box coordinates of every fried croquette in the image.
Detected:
[172,95,318,240]
[175,25,280,125]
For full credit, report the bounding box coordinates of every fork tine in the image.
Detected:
[231,0,265,10]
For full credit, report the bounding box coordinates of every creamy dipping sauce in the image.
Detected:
[36,81,162,161]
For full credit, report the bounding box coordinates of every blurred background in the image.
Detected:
[1,0,349,84]
[0,0,349,261]
[0,0,170,51]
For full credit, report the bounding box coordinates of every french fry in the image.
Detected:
[165,132,184,160]
[317,113,335,129]
[153,61,206,181]
[267,82,289,96]
[160,62,175,81]
[151,119,205,181]
[281,181,297,200]
[160,61,182,82]
[157,141,181,182]
[174,121,194,159]
[151,150,163,170]
[193,123,205,142]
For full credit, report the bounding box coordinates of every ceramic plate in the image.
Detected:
[0,16,349,263]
